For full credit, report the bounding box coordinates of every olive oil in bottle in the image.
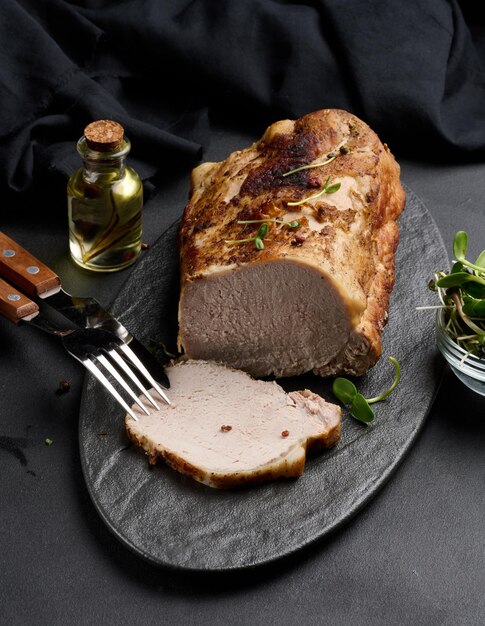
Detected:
[67,120,143,272]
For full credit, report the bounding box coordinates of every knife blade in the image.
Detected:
[0,230,170,389]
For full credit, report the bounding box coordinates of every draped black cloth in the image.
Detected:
[1,0,484,214]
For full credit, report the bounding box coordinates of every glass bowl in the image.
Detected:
[436,309,485,395]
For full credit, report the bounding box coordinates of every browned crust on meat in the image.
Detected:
[314,138,405,375]
[179,109,405,377]
[307,417,341,450]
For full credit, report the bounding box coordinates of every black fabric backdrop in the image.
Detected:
[1,0,485,216]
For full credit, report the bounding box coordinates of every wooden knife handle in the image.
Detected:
[0,231,61,297]
[0,277,39,324]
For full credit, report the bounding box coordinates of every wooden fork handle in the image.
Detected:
[0,277,39,324]
[0,231,61,297]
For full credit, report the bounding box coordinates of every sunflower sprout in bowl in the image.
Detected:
[429,230,485,395]
[436,309,485,395]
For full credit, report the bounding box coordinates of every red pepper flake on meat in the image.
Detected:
[281,430,290,438]
[291,234,306,246]
[220,425,232,432]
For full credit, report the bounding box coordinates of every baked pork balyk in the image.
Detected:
[178,109,405,378]
[126,360,341,489]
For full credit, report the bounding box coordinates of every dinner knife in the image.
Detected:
[0,230,170,389]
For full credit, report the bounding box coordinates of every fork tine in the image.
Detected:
[117,342,171,405]
[106,348,160,411]
[96,353,150,415]
[82,357,139,421]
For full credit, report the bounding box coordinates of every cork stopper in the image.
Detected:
[84,120,124,152]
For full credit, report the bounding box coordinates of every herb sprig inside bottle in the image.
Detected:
[67,120,143,272]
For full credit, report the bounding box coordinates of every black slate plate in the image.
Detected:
[79,187,447,571]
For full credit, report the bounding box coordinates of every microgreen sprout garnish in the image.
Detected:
[225,223,269,250]
[425,231,485,358]
[148,339,177,359]
[287,176,341,207]
[236,218,301,229]
[282,155,336,177]
[160,342,177,358]
[45,438,53,446]
[332,357,401,424]
[282,145,349,178]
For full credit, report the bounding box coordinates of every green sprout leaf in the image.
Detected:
[475,250,485,269]
[437,272,485,288]
[436,272,473,288]
[332,357,400,426]
[453,230,468,262]
[45,438,53,446]
[450,231,485,273]
[462,281,485,299]
[324,182,341,194]
[351,393,375,424]
[463,298,485,318]
[450,261,464,274]
[256,223,269,239]
[332,377,357,405]
[226,220,271,250]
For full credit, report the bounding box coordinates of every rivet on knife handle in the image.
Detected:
[0,231,61,297]
[0,277,39,324]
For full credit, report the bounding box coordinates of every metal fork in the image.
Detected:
[62,327,170,421]
[0,277,170,420]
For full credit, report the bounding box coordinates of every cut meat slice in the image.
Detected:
[177,109,405,377]
[125,360,341,489]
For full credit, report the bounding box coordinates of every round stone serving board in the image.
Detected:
[79,187,448,571]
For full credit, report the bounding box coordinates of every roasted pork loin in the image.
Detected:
[126,360,341,489]
[178,109,405,377]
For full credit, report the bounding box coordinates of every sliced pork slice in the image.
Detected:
[178,108,405,377]
[125,360,341,489]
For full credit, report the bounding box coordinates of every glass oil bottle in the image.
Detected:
[67,120,143,272]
